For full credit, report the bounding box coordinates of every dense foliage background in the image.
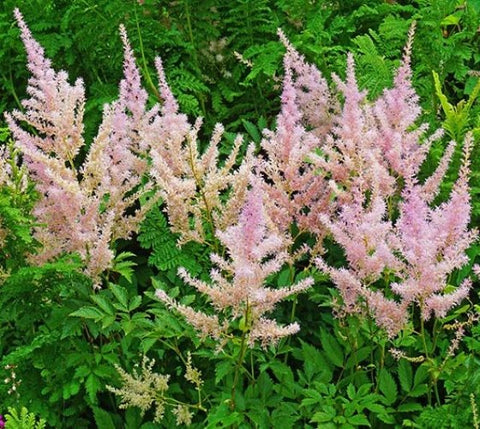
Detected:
[1,1,480,428]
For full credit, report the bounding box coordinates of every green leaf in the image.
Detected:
[74,365,91,379]
[128,295,142,311]
[92,407,116,429]
[347,383,356,400]
[271,404,299,429]
[111,252,137,283]
[320,330,344,367]
[85,374,101,404]
[70,306,103,320]
[378,368,397,405]
[348,414,371,427]
[398,402,424,412]
[413,364,429,387]
[277,266,292,287]
[300,340,333,383]
[301,388,323,407]
[91,294,115,316]
[398,360,412,393]
[409,383,429,398]
[242,119,261,143]
[206,403,243,428]
[364,403,386,414]
[441,14,460,26]
[215,360,234,384]
[109,283,128,309]
[311,405,336,423]
[311,411,334,423]
[125,408,142,429]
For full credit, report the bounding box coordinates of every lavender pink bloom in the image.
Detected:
[156,184,313,347]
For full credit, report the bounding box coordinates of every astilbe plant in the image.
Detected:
[258,30,334,245]
[310,23,446,209]
[145,59,256,246]
[155,182,313,347]
[309,25,478,338]
[5,10,155,282]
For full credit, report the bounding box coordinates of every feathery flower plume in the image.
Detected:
[258,30,332,244]
[147,82,255,244]
[6,10,155,282]
[306,22,443,208]
[156,184,313,347]
[317,133,476,337]
[311,23,476,336]
[372,22,442,180]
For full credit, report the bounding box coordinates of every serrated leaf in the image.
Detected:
[92,407,116,429]
[347,383,356,400]
[413,364,429,387]
[300,340,333,383]
[441,14,460,26]
[348,414,371,426]
[398,360,412,393]
[265,360,294,384]
[398,402,424,412]
[378,368,397,405]
[112,252,137,283]
[242,119,261,143]
[74,365,91,379]
[101,315,116,329]
[409,384,429,397]
[301,388,323,407]
[215,360,233,384]
[86,374,101,404]
[91,295,115,316]
[70,306,103,320]
[125,408,142,429]
[128,295,142,311]
[311,405,336,423]
[109,283,128,309]
[271,404,299,429]
[320,330,344,367]
[375,412,396,424]
[365,403,386,414]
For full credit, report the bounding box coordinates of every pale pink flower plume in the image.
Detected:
[146,86,255,244]
[156,185,313,347]
[6,10,156,282]
[259,30,333,247]
[318,134,476,337]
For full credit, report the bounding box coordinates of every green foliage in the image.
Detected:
[138,204,207,278]
[433,69,480,142]
[4,407,46,429]
[1,1,480,428]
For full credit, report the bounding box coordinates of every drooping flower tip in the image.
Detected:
[473,264,480,277]
[403,20,417,65]
[154,57,179,114]
[277,28,289,48]
[423,279,471,320]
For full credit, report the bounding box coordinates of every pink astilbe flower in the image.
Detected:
[311,53,396,203]
[6,10,155,281]
[144,56,255,244]
[306,23,443,210]
[258,31,334,243]
[319,195,402,281]
[156,185,313,347]
[317,134,477,337]
[147,96,255,244]
[276,30,333,137]
[372,22,443,180]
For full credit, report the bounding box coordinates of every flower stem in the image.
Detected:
[230,305,250,409]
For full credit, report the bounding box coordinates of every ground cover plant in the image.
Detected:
[1,1,480,428]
